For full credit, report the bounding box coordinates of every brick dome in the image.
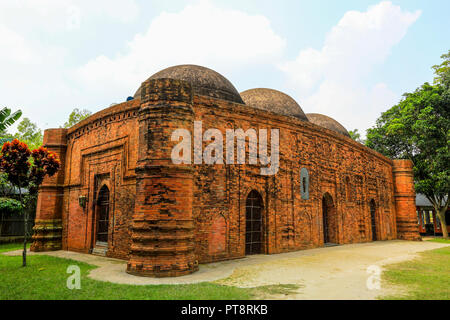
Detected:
[134,64,244,104]
[306,113,350,137]
[240,88,309,121]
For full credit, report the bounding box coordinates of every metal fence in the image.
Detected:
[0,211,35,237]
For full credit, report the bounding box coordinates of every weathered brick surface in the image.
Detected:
[31,78,421,277]
[392,160,421,241]
[31,128,67,252]
[127,79,198,277]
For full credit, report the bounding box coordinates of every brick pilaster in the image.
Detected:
[127,78,198,277]
[31,128,67,251]
[393,159,421,241]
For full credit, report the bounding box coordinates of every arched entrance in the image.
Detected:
[370,199,377,241]
[322,193,338,245]
[95,185,110,246]
[245,190,264,255]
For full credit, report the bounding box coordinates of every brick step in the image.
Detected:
[92,245,108,256]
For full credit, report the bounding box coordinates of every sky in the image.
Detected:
[1,0,449,137]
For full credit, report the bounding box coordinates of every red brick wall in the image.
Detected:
[190,95,401,263]
[32,79,420,276]
[59,100,140,259]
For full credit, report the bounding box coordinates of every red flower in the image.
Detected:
[0,139,60,193]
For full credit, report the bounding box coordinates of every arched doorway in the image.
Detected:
[370,199,377,241]
[322,193,338,245]
[96,185,110,246]
[245,190,264,255]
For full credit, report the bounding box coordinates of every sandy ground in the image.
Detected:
[4,240,448,300]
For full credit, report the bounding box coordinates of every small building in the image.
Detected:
[416,194,450,235]
[30,64,421,277]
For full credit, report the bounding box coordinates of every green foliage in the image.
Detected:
[348,129,364,143]
[432,50,450,86]
[0,107,22,132]
[0,197,22,213]
[63,108,92,128]
[365,52,450,236]
[13,118,43,150]
[0,172,13,196]
[0,137,13,146]
[0,139,60,266]
[366,82,449,193]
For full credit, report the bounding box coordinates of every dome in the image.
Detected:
[240,88,309,121]
[134,64,244,104]
[306,113,350,137]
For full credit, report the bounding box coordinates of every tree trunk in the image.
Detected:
[436,208,448,239]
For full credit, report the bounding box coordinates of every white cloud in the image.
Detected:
[280,1,421,135]
[0,0,140,132]
[74,0,286,97]
[0,0,421,136]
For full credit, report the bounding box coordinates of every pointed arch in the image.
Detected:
[245,190,264,255]
[322,192,338,244]
[370,199,377,241]
[95,185,110,244]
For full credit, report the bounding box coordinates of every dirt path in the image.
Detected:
[4,240,448,299]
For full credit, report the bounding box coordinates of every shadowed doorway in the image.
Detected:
[322,193,338,245]
[95,185,110,246]
[370,199,377,241]
[245,190,264,255]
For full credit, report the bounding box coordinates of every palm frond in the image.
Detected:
[0,107,11,123]
[0,109,22,132]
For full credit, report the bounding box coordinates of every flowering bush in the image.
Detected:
[0,139,60,193]
[29,146,60,194]
[0,139,31,188]
[0,139,61,267]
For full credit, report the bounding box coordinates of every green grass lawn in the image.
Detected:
[0,243,294,300]
[0,242,30,253]
[380,246,450,300]
[427,238,450,244]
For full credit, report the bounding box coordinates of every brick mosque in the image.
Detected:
[30,65,421,277]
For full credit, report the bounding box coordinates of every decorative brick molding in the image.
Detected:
[30,219,62,251]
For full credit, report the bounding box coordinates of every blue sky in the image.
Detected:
[1,0,449,136]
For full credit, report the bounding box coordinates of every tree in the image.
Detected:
[349,129,364,144]
[366,52,450,238]
[432,50,450,86]
[0,107,22,133]
[63,108,92,128]
[13,118,43,150]
[0,172,12,197]
[0,139,60,266]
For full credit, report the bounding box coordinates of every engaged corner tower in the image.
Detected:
[127,77,198,277]
[31,128,68,252]
[392,159,421,241]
